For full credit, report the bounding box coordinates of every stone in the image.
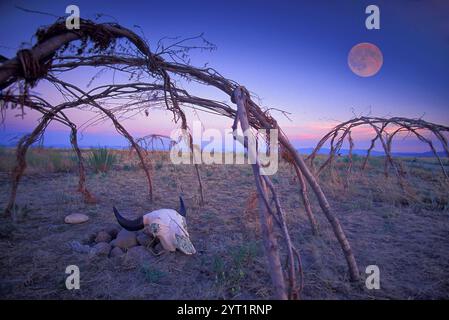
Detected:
[111,229,137,249]
[89,242,111,257]
[136,231,153,247]
[95,230,112,243]
[110,247,124,258]
[143,226,153,237]
[69,240,91,254]
[82,232,97,245]
[64,213,89,224]
[105,225,121,239]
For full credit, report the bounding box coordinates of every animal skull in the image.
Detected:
[113,197,196,255]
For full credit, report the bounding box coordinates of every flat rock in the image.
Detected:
[110,247,124,258]
[136,232,153,247]
[95,231,112,243]
[111,229,137,249]
[89,242,111,257]
[64,213,89,224]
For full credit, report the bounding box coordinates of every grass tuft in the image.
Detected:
[140,264,166,283]
[88,147,118,173]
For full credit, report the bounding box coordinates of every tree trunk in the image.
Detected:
[69,126,96,203]
[233,87,287,299]
[293,163,319,235]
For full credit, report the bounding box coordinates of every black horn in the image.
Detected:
[113,206,144,231]
[179,196,186,217]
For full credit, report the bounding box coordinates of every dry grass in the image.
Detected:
[0,149,448,299]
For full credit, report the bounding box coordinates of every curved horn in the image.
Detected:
[179,196,186,217]
[113,206,144,231]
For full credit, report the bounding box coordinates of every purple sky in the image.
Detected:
[1,0,448,152]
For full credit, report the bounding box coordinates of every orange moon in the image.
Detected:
[348,42,383,77]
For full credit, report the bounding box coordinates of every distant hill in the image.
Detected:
[297,148,446,158]
[0,135,446,158]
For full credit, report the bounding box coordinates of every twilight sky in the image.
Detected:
[0,0,448,151]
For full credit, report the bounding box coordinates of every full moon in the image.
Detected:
[348,42,383,77]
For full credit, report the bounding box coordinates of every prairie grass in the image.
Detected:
[211,241,261,298]
[0,146,15,172]
[26,148,77,173]
[87,147,119,173]
[140,264,166,283]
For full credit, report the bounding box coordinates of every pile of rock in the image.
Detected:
[70,225,159,260]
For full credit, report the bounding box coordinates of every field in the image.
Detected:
[0,147,448,299]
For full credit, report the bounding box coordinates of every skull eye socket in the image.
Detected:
[150,222,160,234]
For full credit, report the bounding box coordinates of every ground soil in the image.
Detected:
[0,152,448,299]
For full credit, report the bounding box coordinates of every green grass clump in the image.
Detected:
[211,241,260,297]
[140,264,166,283]
[88,147,118,173]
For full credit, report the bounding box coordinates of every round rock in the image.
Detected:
[69,241,91,254]
[143,226,153,237]
[136,232,153,247]
[82,232,97,245]
[110,247,124,258]
[111,229,137,249]
[95,230,112,243]
[105,225,121,239]
[64,213,89,224]
[89,242,111,257]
